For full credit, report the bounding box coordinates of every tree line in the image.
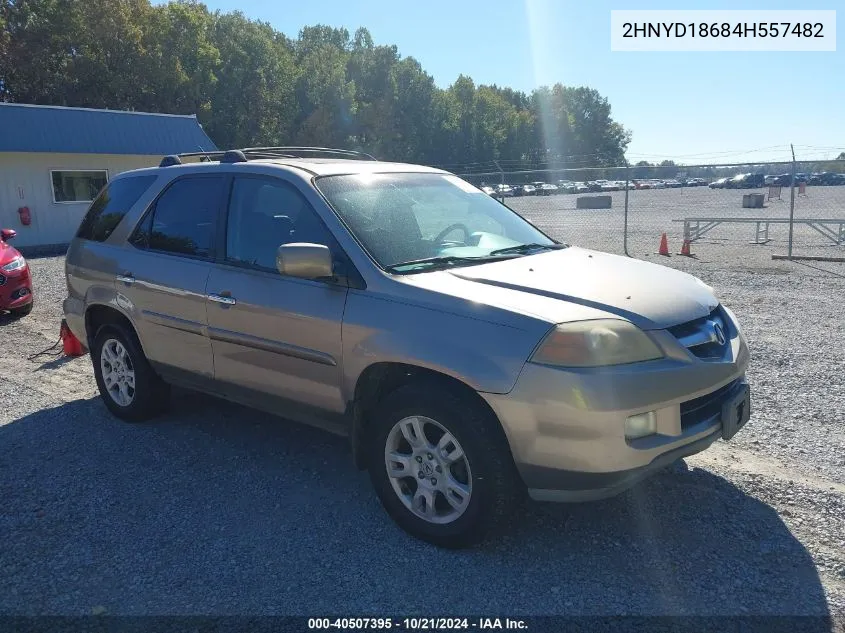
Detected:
[0,0,631,167]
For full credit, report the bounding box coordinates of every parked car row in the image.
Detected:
[483,171,845,197]
[709,171,845,190]
[807,172,845,186]
[708,173,766,189]
[482,179,637,197]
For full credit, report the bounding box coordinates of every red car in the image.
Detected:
[0,229,33,316]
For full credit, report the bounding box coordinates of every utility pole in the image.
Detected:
[623,159,630,257]
[788,144,796,260]
[493,160,505,202]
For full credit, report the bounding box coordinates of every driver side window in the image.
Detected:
[225,177,335,271]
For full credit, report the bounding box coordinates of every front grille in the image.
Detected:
[668,307,730,360]
[681,379,739,429]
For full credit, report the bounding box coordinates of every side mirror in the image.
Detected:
[276,243,333,280]
[0,229,16,242]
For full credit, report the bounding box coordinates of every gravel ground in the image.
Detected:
[1,250,844,620]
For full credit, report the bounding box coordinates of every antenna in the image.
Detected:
[198,144,211,162]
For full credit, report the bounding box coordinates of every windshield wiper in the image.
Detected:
[385,255,496,273]
[487,242,567,256]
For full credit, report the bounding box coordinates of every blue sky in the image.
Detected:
[197,0,843,164]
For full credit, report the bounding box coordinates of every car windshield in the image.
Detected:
[315,172,559,272]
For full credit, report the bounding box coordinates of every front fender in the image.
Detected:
[341,292,545,400]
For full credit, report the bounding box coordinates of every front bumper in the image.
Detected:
[481,328,750,502]
[525,427,723,502]
[0,266,33,311]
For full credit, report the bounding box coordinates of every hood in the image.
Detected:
[421,247,718,330]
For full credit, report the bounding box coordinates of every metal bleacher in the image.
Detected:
[673,217,845,246]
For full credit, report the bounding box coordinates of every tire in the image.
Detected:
[10,301,33,317]
[91,323,170,422]
[368,380,522,548]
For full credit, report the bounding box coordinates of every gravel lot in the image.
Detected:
[1,234,844,620]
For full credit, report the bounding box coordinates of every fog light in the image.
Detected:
[625,411,657,440]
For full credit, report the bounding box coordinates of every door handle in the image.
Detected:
[116,273,135,285]
[208,293,236,306]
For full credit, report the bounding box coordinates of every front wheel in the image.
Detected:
[368,381,521,548]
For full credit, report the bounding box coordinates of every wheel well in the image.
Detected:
[84,305,135,348]
[350,362,509,470]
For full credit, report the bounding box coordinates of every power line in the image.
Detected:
[625,145,790,160]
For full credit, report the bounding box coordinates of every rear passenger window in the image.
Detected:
[131,176,224,259]
[76,176,157,242]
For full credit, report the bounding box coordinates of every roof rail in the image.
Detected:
[171,146,377,164]
[221,149,247,163]
[242,146,378,161]
[159,155,182,167]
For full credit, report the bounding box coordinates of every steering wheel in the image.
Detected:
[433,223,471,246]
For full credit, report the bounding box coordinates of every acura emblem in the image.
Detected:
[713,322,726,346]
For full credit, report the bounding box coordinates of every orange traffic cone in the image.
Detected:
[678,239,692,257]
[658,233,670,256]
[60,319,85,357]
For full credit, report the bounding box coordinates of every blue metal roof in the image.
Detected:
[0,103,218,155]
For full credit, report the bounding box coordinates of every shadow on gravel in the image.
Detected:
[0,392,831,621]
[30,355,75,372]
[0,311,27,325]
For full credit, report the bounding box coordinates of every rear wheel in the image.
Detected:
[92,324,169,422]
[368,381,521,548]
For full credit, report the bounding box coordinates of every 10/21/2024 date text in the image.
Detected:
[307,617,528,630]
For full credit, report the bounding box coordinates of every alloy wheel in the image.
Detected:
[100,338,136,407]
[384,416,473,525]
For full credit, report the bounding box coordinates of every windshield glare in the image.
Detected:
[315,172,556,271]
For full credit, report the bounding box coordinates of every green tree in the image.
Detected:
[293,39,355,146]
[0,0,86,104]
[560,86,630,165]
[207,11,296,148]
[632,160,653,179]
[0,0,632,167]
[391,57,437,162]
[144,1,219,117]
[346,29,400,157]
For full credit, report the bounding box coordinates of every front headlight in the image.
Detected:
[722,305,743,340]
[531,319,664,368]
[1,256,25,272]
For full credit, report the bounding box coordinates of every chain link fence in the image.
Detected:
[458,159,845,262]
[791,161,845,259]
[460,166,633,257]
